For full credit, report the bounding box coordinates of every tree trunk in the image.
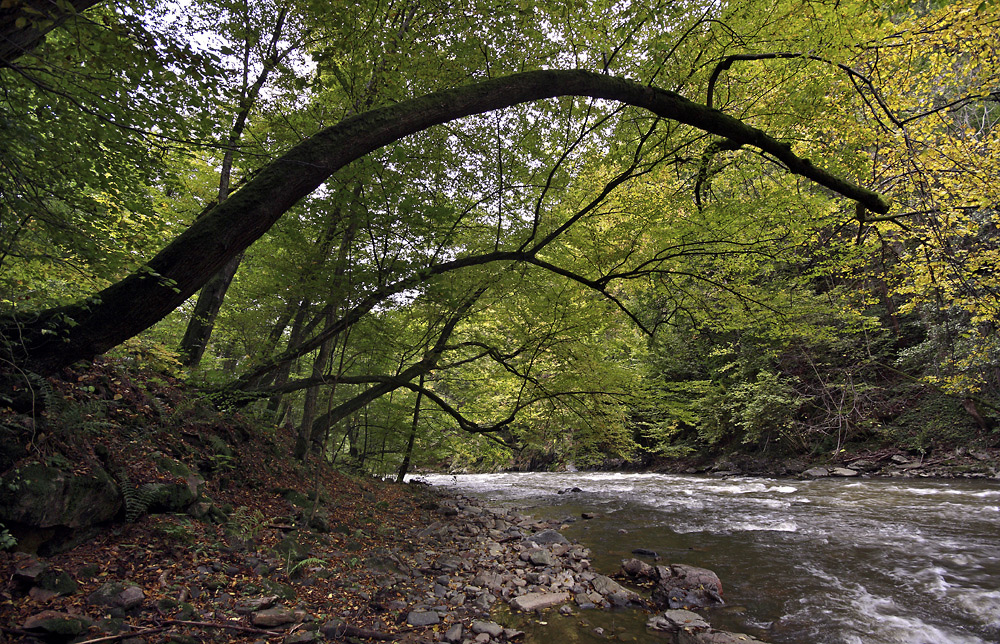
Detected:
[178,9,288,368]
[1,70,890,382]
[396,373,425,483]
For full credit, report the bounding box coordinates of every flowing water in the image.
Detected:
[416,472,1000,644]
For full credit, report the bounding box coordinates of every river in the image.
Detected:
[415,472,1000,644]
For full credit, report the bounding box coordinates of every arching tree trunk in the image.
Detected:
[0,69,889,386]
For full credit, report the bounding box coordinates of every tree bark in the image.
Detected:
[396,373,425,483]
[1,69,890,379]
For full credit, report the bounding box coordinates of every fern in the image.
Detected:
[117,471,160,522]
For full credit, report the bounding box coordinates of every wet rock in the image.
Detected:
[801,467,830,478]
[830,467,859,477]
[652,564,724,610]
[509,591,570,611]
[622,558,654,578]
[631,547,659,558]
[647,609,709,633]
[688,631,769,643]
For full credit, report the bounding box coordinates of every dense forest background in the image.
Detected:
[1,0,998,477]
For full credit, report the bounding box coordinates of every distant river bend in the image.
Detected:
[416,472,1000,644]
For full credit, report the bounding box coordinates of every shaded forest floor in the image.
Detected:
[0,360,492,643]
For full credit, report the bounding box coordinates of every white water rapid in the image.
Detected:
[416,472,1000,644]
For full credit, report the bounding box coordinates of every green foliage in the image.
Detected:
[3,0,997,469]
[0,523,16,550]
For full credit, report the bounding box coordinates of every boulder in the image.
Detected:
[620,561,725,611]
[471,621,504,637]
[0,463,120,529]
[652,564,724,610]
[830,467,859,477]
[801,467,830,478]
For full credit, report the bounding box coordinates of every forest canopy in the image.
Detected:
[1,0,998,474]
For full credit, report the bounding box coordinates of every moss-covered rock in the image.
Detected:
[0,463,120,529]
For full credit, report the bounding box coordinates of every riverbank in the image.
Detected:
[1,479,763,644]
[567,445,1000,481]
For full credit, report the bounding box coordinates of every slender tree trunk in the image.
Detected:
[178,8,288,367]
[295,192,361,459]
[396,373,425,483]
[266,300,310,415]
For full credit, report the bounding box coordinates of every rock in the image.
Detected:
[22,610,93,636]
[0,463,120,530]
[524,529,568,545]
[650,564,724,610]
[647,609,710,632]
[235,595,279,614]
[88,582,144,611]
[890,454,912,464]
[252,606,298,627]
[802,467,830,478]
[285,632,318,644]
[557,487,582,494]
[13,555,49,585]
[443,623,464,643]
[406,610,440,626]
[528,549,556,567]
[622,558,654,578]
[847,459,876,471]
[509,591,570,611]
[631,547,659,558]
[35,569,79,597]
[472,571,503,589]
[685,631,768,643]
[581,512,598,519]
[830,468,859,477]
[591,574,624,596]
[471,621,504,637]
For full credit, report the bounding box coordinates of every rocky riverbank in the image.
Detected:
[640,446,1000,481]
[2,483,765,644]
